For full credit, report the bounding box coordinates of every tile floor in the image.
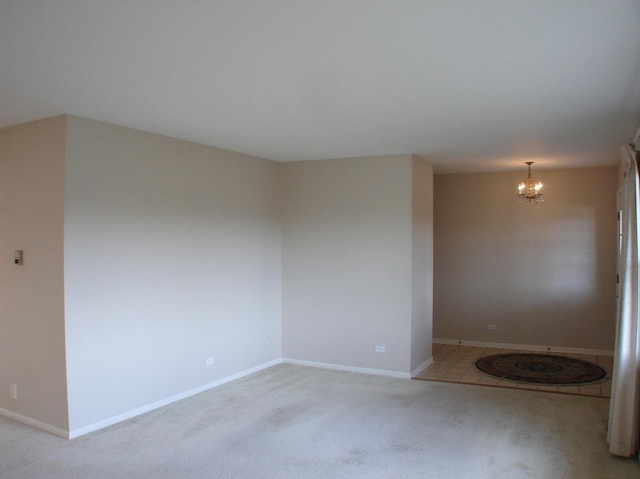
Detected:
[414,343,613,398]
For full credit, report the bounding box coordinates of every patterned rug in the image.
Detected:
[475,353,607,385]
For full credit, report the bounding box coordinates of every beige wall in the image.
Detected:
[0,116,69,433]
[282,155,434,375]
[433,167,617,351]
[64,117,283,432]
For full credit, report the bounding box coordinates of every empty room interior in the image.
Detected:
[2,2,640,478]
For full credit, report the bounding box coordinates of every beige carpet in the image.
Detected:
[0,363,638,478]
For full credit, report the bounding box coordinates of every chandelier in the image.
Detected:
[517,162,544,203]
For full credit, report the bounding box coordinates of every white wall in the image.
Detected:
[433,167,617,351]
[64,116,282,432]
[0,116,69,433]
[1,115,435,436]
[410,156,434,371]
[281,155,432,374]
[9,113,613,437]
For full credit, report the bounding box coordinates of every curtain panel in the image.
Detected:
[608,144,640,457]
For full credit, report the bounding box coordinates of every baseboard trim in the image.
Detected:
[0,408,69,439]
[433,338,614,357]
[282,358,411,379]
[68,358,282,439]
[411,357,434,378]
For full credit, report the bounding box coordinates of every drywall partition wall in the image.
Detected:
[64,116,282,432]
[410,156,434,373]
[281,155,418,374]
[0,116,69,435]
[433,167,617,351]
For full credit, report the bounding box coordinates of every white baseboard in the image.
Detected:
[0,408,69,439]
[282,358,411,379]
[6,357,412,440]
[411,357,434,377]
[19,346,569,440]
[68,358,282,439]
[433,338,614,357]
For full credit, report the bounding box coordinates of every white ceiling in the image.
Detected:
[1,1,639,174]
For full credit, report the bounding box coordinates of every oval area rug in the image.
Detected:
[475,353,607,385]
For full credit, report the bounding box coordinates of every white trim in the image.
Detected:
[0,408,69,439]
[433,338,614,357]
[68,358,282,439]
[411,357,434,377]
[282,358,411,379]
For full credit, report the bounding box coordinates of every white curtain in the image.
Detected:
[608,144,640,457]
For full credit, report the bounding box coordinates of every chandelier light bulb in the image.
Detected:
[517,162,544,204]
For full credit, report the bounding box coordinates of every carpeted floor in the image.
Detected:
[1,363,638,478]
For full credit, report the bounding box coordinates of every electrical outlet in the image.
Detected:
[375,345,386,353]
[9,383,17,399]
[206,357,215,366]
[488,324,497,331]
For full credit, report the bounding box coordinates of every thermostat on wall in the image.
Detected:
[14,250,23,265]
